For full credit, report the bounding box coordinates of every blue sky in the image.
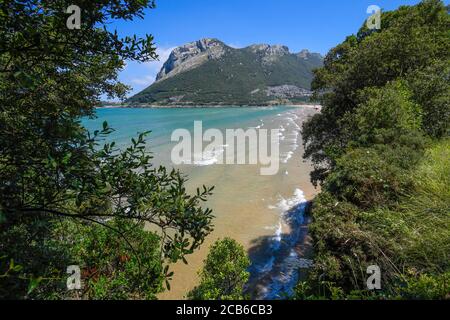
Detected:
[110,0,448,99]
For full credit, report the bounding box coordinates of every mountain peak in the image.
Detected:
[243,43,290,65]
[155,38,228,82]
[132,38,324,106]
[196,38,226,49]
[297,49,323,60]
[297,49,310,58]
[246,44,290,56]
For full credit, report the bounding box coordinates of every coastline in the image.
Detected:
[87,104,322,300]
[99,103,322,111]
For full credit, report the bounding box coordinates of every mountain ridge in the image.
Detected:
[128,38,323,106]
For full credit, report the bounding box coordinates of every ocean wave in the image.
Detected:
[284,114,301,130]
[281,151,293,163]
[275,189,306,213]
[183,144,228,166]
[249,188,309,299]
[249,119,265,129]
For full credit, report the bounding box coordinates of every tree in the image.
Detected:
[303,0,449,185]
[0,0,214,299]
[300,0,449,299]
[188,238,250,300]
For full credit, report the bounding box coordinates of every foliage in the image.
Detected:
[406,61,450,138]
[303,0,449,185]
[1,217,165,300]
[187,238,250,300]
[56,219,165,300]
[300,0,450,300]
[0,0,214,299]
[398,271,450,300]
[351,81,423,146]
[295,271,450,300]
[301,106,449,301]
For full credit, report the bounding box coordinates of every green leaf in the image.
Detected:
[27,277,43,295]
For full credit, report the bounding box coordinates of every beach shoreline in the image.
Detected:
[99,103,322,111]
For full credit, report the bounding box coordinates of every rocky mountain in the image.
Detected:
[127,38,323,106]
[155,38,227,82]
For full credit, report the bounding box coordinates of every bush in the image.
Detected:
[188,238,250,300]
[304,140,450,298]
[300,0,449,299]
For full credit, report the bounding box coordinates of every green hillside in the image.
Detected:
[127,41,323,106]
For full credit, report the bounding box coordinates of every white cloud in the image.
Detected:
[143,46,175,74]
[133,46,175,85]
[130,75,155,86]
[123,46,175,96]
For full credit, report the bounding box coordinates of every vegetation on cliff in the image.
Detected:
[298,0,449,299]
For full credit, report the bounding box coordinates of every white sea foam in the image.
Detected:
[249,119,264,129]
[265,189,307,251]
[276,189,306,212]
[184,144,228,166]
[288,112,299,120]
[256,188,308,299]
[281,151,293,163]
[285,114,301,130]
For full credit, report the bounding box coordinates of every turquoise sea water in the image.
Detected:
[83,106,294,153]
